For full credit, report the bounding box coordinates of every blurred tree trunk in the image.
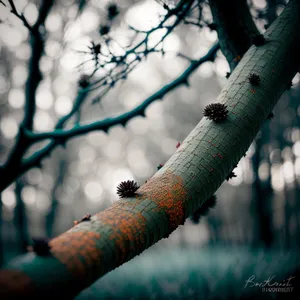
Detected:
[0,1,300,299]
[210,0,275,249]
[0,194,3,267]
[14,179,29,254]
[46,161,66,238]
[249,0,279,250]
[251,132,274,248]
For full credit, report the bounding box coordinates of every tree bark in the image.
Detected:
[0,1,300,299]
[209,0,259,70]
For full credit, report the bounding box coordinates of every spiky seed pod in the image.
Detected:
[267,112,274,120]
[117,180,140,198]
[203,103,228,122]
[92,43,101,55]
[191,195,217,224]
[99,25,110,35]
[29,238,51,256]
[78,75,90,88]
[248,73,261,86]
[225,72,231,79]
[252,34,266,46]
[107,3,119,20]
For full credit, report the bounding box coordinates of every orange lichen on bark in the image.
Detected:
[0,269,34,299]
[95,202,147,266]
[49,231,102,279]
[138,170,187,232]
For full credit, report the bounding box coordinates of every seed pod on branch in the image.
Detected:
[203,103,228,122]
[117,180,140,198]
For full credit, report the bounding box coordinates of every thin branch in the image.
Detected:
[79,0,196,95]
[33,0,55,30]
[19,90,90,174]
[0,43,220,192]
[25,44,220,144]
[6,0,33,32]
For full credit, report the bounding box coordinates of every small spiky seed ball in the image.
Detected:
[92,43,101,55]
[203,103,228,122]
[252,34,266,46]
[248,73,261,86]
[99,25,110,35]
[78,75,90,88]
[30,238,51,256]
[225,72,231,79]
[107,3,119,20]
[117,180,139,198]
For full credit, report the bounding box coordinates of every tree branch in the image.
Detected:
[0,89,89,192]
[1,1,299,297]
[78,0,196,96]
[25,44,220,143]
[0,0,54,190]
[6,0,33,32]
[208,0,259,71]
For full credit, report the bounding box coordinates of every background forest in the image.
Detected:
[0,0,299,299]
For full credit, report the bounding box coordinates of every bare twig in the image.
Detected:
[0,44,220,192]
[78,0,196,99]
[25,44,220,143]
[6,0,33,32]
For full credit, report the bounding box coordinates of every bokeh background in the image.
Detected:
[0,0,300,298]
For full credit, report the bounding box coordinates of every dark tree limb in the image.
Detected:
[14,179,29,254]
[24,44,220,143]
[208,0,259,70]
[0,0,54,189]
[0,43,219,192]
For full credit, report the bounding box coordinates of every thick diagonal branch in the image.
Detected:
[0,1,299,298]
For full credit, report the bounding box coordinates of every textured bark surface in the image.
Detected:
[1,1,300,299]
